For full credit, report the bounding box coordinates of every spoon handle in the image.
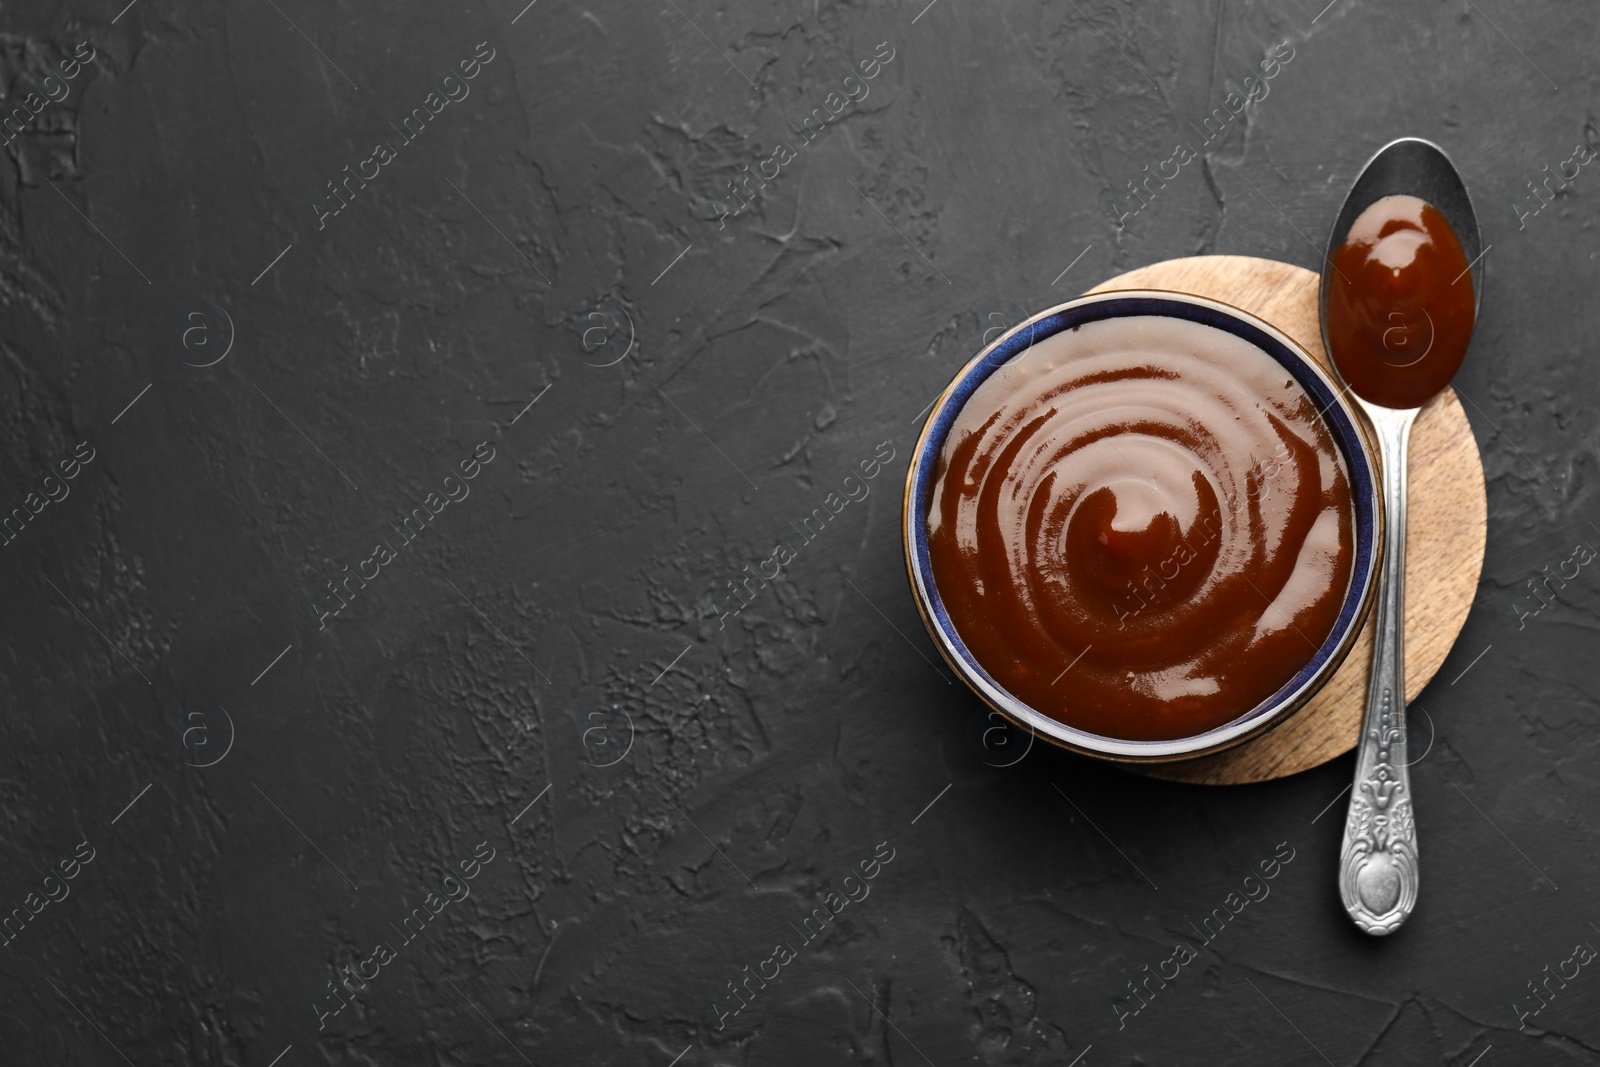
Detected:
[1338,404,1420,935]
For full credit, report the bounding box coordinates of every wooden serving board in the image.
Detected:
[1083,255,1487,786]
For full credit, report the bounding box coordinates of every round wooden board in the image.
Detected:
[1081,255,1487,786]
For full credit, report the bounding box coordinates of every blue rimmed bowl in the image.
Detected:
[902,290,1381,764]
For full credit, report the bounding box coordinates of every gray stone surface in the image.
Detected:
[0,0,1595,1063]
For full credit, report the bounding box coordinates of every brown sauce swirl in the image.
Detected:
[927,315,1356,742]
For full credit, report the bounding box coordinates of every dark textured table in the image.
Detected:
[3,0,1595,1063]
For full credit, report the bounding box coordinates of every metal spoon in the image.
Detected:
[1318,137,1483,936]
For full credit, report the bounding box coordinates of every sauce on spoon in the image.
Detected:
[1325,194,1476,409]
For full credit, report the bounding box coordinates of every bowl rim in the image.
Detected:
[901,288,1383,763]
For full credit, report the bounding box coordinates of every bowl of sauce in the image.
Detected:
[903,291,1381,761]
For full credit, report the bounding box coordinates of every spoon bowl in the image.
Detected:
[1319,137,1485,326]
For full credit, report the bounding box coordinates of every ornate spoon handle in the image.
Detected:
[1338,403,1420,936]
